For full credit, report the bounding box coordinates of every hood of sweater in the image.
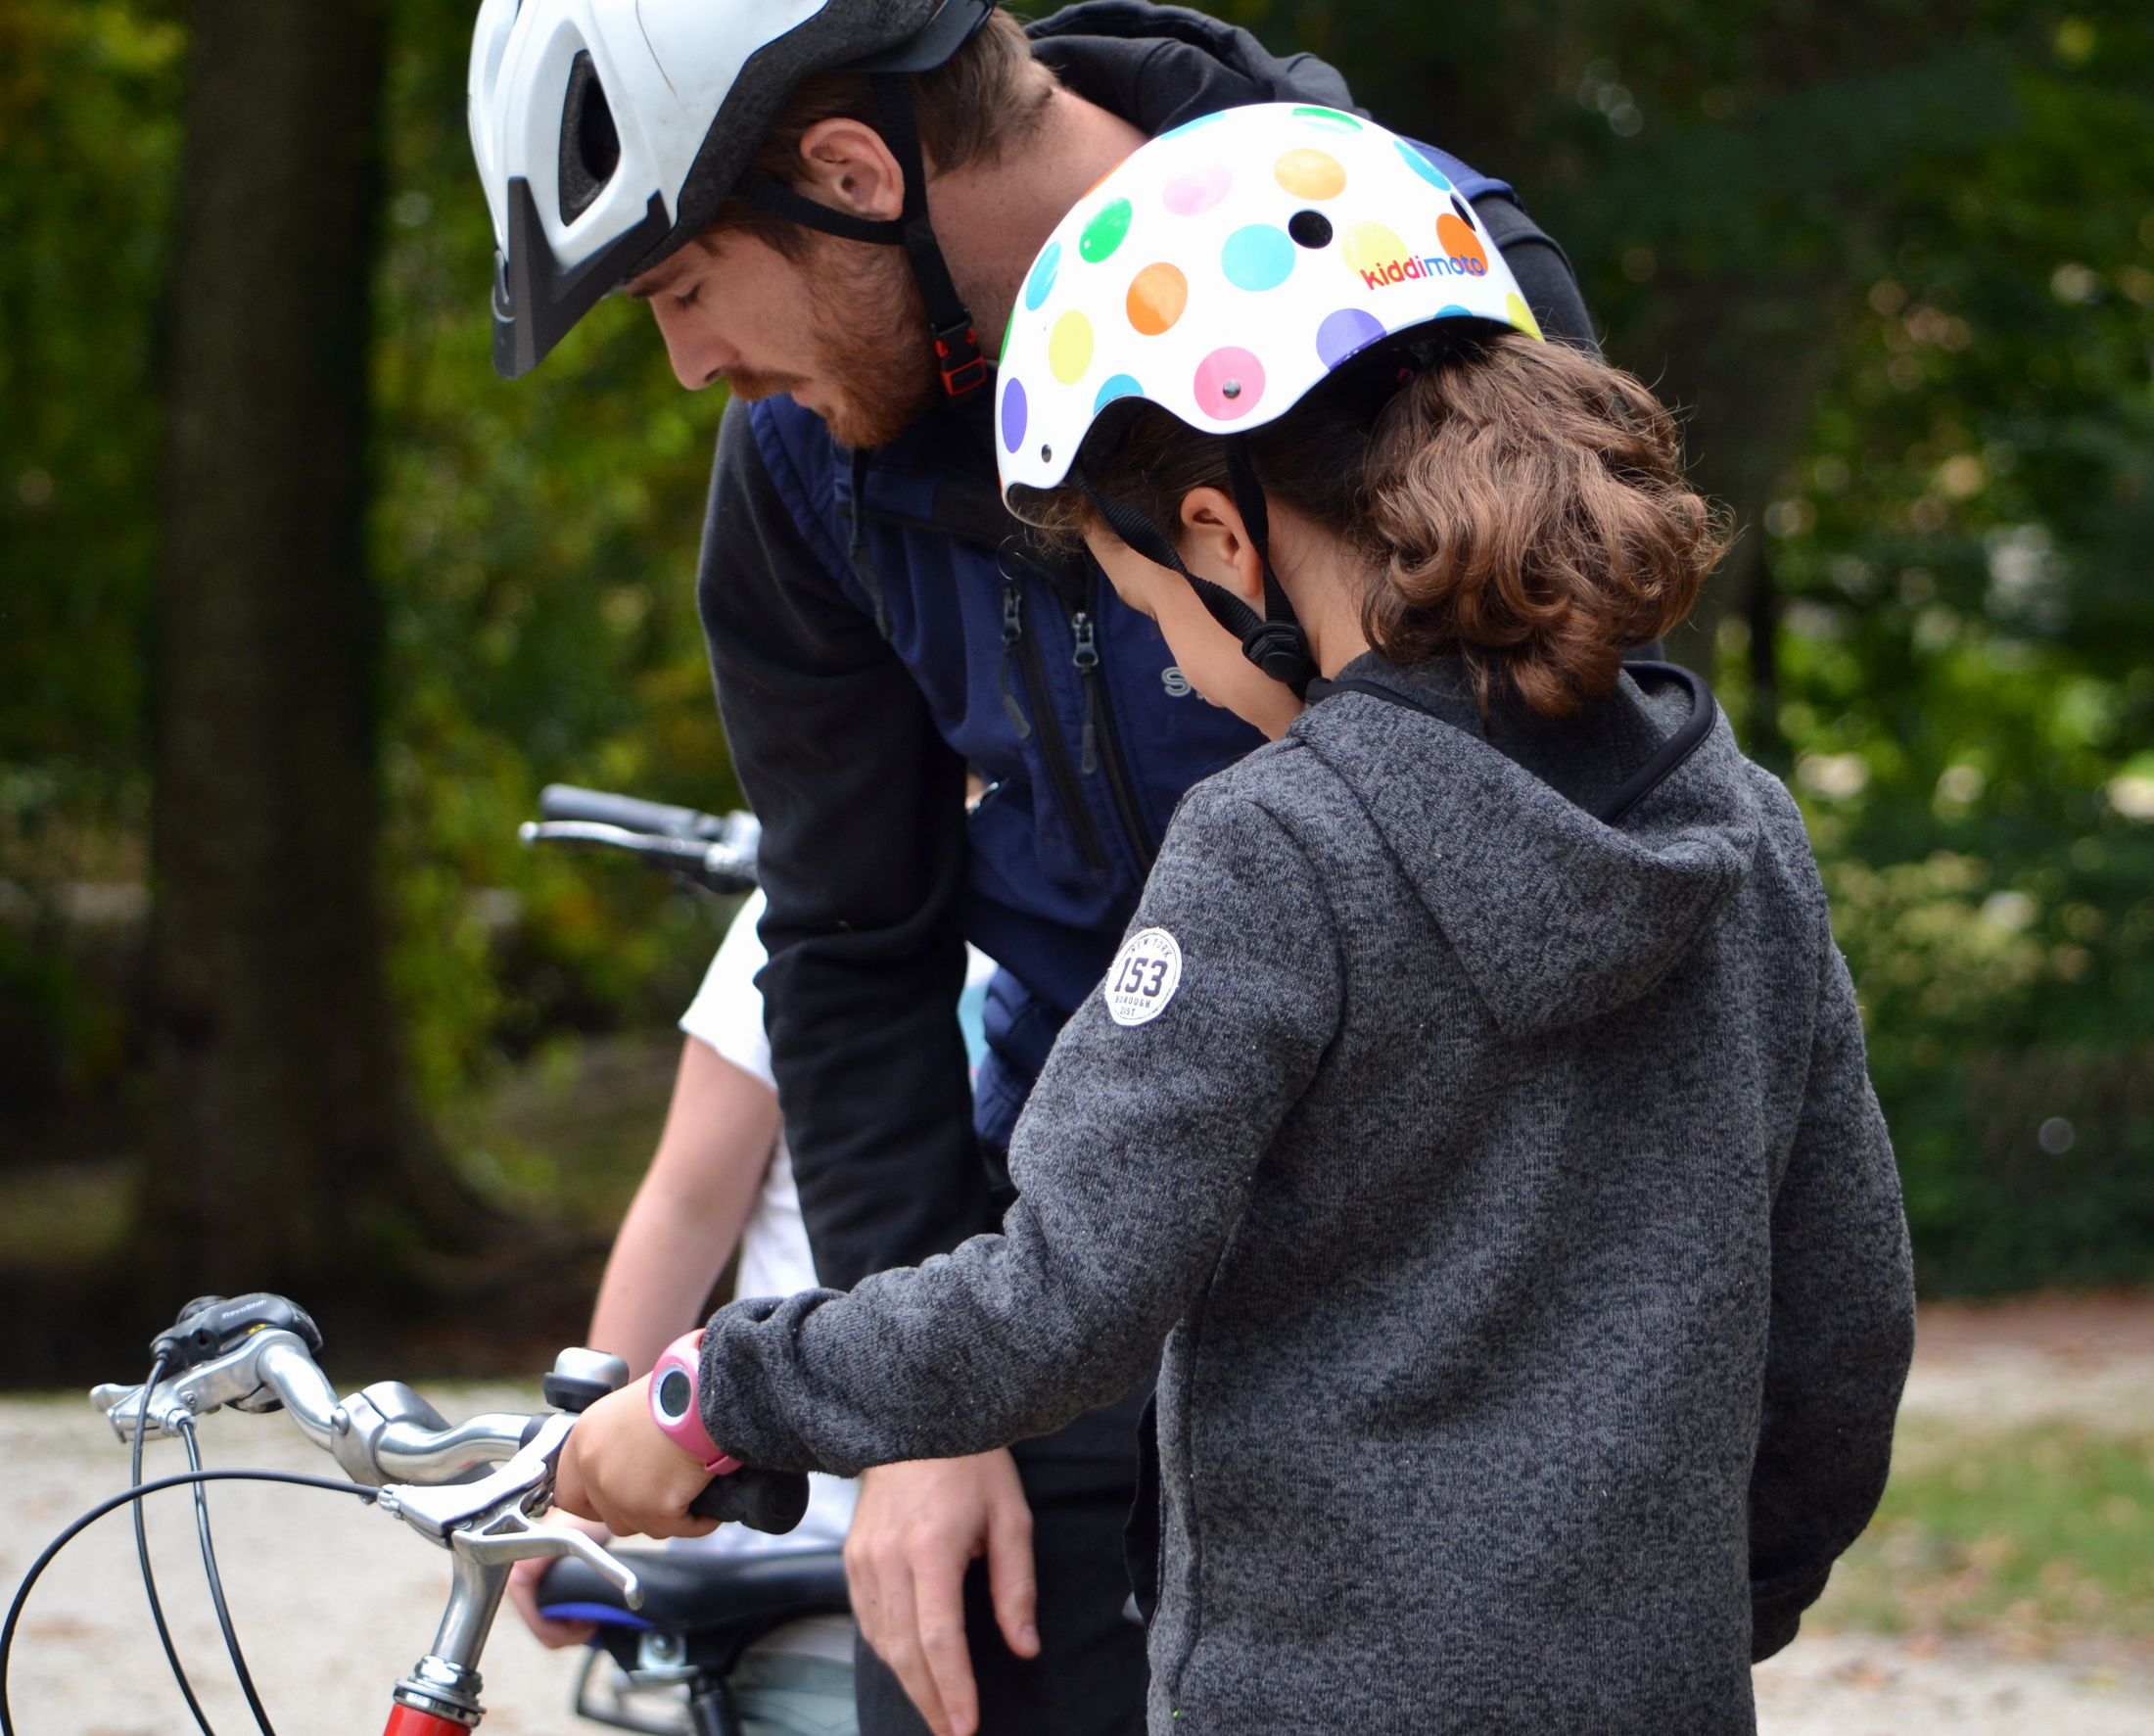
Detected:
[1026,3,1360,128]
[1292,653,1765,1039]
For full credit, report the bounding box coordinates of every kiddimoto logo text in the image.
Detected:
[1360,254,1488,291]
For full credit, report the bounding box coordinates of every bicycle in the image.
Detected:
[2,788,852,1736]
[0,1289,833,1736]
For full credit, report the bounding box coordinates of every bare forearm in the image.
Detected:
[589,1191,743,1374]
[588,1038,779,1375]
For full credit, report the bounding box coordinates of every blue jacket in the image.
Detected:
[699,2,1595,1289]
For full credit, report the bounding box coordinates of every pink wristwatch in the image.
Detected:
[648,1331,741,1476]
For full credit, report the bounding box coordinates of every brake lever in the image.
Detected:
[384,1413,645,1723]
[90,1329,334,1444]
[376,1409,642,1609]
[451,1507,643,1608]
[377,1411,574,1540]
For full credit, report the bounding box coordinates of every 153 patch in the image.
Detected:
[1104,926,1183,1026]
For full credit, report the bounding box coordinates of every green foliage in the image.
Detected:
[371,0,738,1109]
[0,2,182,784]
[0,4,181,1118]
[1745,11,2154,1290]
[1821,1416,2154,1646]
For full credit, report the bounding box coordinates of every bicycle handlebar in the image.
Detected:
[92,1297,807,1523]
[520,787,761,896]
[85,1293,811,1730]
[538,784,733,839]
[688,1461,812,1531]
[94,1324,538,1487]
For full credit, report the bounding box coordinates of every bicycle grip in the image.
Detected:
[538,783,722,839]
[689,1465,810,1534]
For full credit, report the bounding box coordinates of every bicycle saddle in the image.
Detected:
[540,1545,851,1666]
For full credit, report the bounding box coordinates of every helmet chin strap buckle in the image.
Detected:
[1081,467,1316,697]
[1240,622,1316,696]
[933,314,988,397]
[861,70,990,400]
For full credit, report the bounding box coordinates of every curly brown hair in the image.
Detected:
[1018,332,1729,721]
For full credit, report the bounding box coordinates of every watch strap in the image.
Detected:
[648,1330,740,1476]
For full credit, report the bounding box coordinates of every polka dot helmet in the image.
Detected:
[995,102,1545,507]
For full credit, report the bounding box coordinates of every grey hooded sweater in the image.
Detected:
[696,653,1916,1735]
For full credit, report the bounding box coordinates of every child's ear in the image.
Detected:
[1177,487,1266,606]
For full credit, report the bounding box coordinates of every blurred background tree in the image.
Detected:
[0,0,2147,1363]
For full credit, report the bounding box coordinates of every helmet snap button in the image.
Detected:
[1288,210,1334,249]
[1221,381,1242,399]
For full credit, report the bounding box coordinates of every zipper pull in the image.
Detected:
[998,575,1033,741]
[1002,577,1025,649]
[1071,612,1100,773]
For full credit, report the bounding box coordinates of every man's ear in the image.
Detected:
[792,117,906,221]
[1178,486,1265,606]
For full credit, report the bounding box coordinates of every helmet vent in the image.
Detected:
[1288,210,1334,249]
[559,50,621,224]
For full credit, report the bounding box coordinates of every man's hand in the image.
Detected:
[553,1376,722,1541]
[845,1449,1039,1736]
[507,1514,610,1649]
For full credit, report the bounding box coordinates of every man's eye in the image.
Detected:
[672,286,699,309]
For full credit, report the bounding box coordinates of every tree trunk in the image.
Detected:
[144,0,437,1295]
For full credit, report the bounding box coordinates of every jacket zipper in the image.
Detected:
[1166,1253,1235,1712]
[1070,585,1158,873]
[1001,567,1110,873]
[997,580,1034,743]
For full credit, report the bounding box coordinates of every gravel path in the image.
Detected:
[1756,1632,2154,1735]
[5,1301,2152,1734]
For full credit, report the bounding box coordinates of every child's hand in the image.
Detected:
[552,1376,723,1540]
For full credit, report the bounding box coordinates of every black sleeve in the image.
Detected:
[1746,929,1915,1661]
[698,399,989,1290]
[1471,192,1601,359]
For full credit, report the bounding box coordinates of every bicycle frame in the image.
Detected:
[386,1705,482,1736]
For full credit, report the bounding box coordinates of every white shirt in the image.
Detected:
[679,891,999,1301]
[670,891,997,1663]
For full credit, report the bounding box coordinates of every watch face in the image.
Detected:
[656,1367,694,1425]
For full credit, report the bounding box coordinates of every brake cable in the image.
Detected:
[128,1352,217,1736]
[0,1471,376,1736]
[176,1415,278,1736]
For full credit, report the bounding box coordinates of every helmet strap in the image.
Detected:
[731,72,987,399]
[1079,445,1315,698]
[1221,439,1315,692]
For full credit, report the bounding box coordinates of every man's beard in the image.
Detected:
[728,238,941,450]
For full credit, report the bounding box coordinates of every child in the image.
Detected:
[559,105,1915,1736]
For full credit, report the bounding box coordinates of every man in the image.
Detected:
[470,6,1597,1733]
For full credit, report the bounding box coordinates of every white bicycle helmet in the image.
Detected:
[469,0,994,380]
[995,101,1546,692]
